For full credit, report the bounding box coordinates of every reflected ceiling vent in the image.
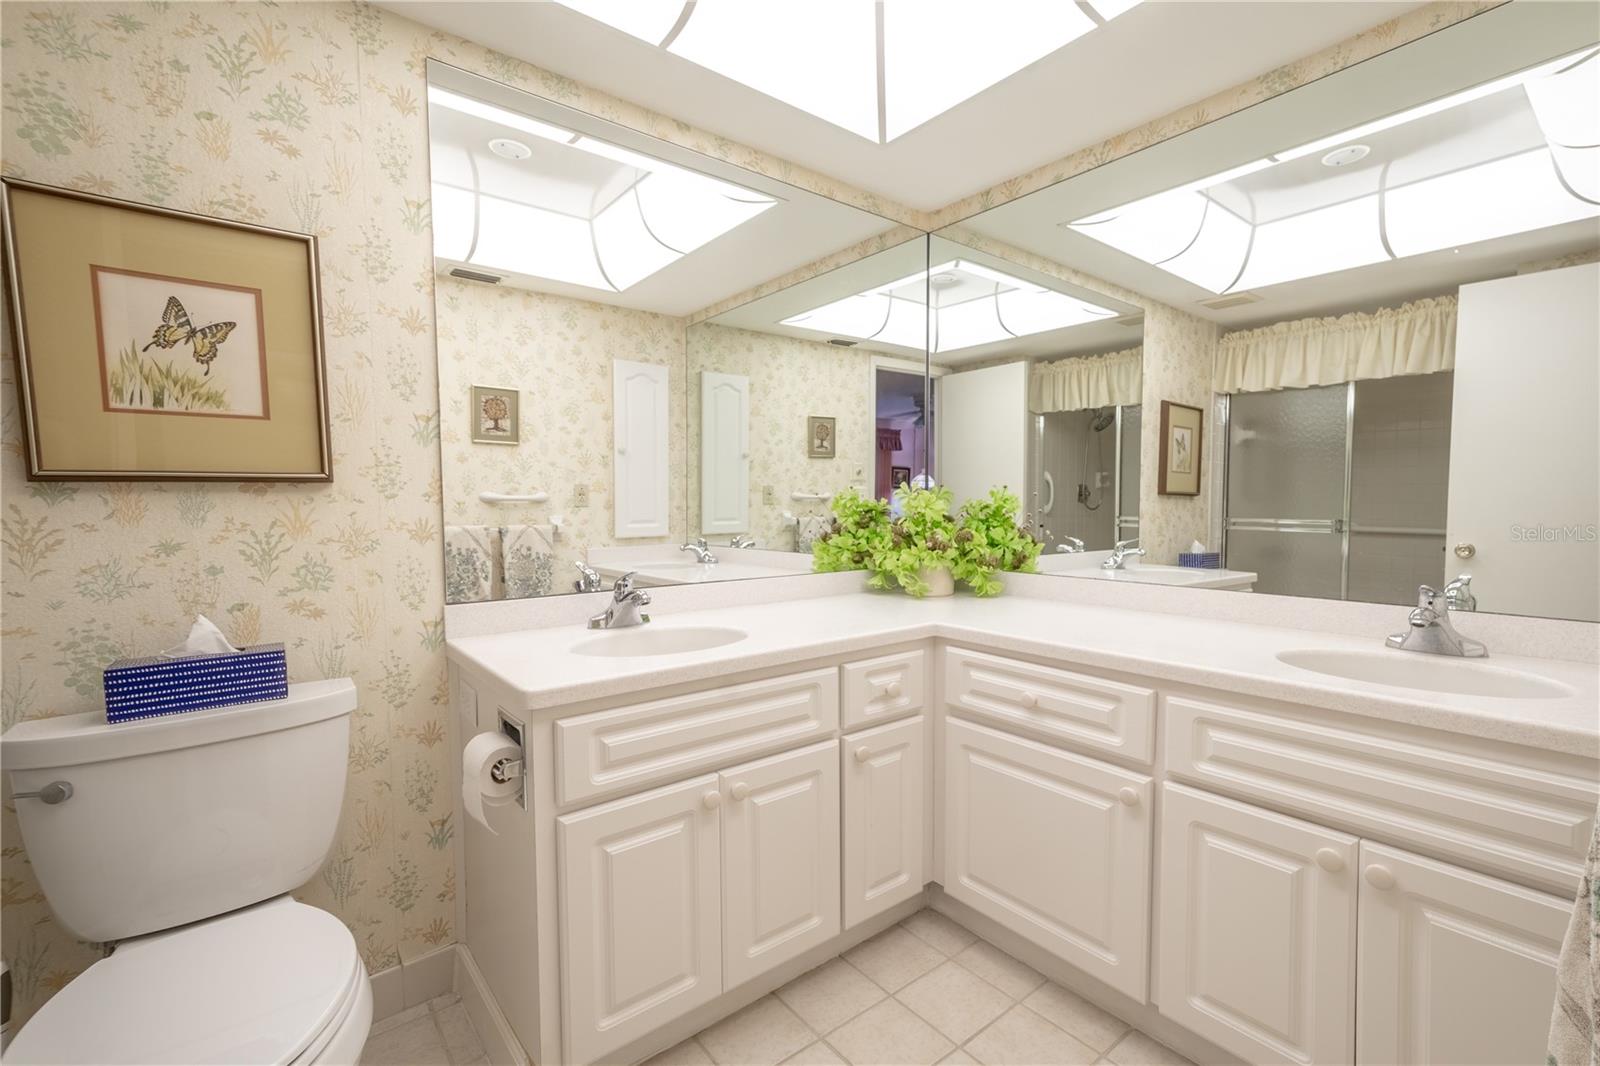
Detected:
[449,267,503,284]
[827,338,859,347]
[1198,291,1261,310]
[1113,313,1144,327]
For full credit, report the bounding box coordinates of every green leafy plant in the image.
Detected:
[813,484,1038,597]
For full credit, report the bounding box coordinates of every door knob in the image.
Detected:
[702,790,722,810]
[1314,848,1344,873]
[1453,543,1475,559]
[854,746,873,764]
[1117,787,1140,807]
[1364,864,1397,890]
[729,782,750,801]
[884,681,902,699]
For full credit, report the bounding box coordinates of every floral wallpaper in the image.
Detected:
[435,276,686,594]
[687,323,875,548]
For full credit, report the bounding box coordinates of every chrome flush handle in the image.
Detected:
[13,780,73,804]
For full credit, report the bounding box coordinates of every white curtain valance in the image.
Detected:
[1030,347,1143,414]
[1213,295,1457,395]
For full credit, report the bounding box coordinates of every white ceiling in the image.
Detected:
[382,1,1420,211]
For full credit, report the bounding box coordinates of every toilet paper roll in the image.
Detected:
[462,731,522,835]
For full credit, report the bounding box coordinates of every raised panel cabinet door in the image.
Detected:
[613,357,671,539]
[843,715,927,928]
[1356,841,1570,1066]
[699,371,750,536]
[721,739,842,988]
[942,718,1153,1000]
[1157,783,1357,1066]
[557,773,723,1065]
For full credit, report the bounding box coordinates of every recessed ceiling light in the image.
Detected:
[1320,144,1369,168]
[488,137,532,160]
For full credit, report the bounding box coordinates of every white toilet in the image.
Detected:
[2,679,371,1065]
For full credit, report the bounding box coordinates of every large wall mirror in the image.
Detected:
[934,3,1600,621]
[426,63,924,605]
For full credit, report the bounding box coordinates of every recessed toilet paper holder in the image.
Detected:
[497,710,528,809]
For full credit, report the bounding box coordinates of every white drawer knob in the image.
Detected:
[884,681,903,699]
[1314,848,1344,873]
[702,790,722,811]
[1019,691,1039,709]
[729,782,750,801]
[1117,787,1140,807]
[1364,864,1396,890]
[854,746,872,764]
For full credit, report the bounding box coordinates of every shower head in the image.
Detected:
[1090,408,1115,432]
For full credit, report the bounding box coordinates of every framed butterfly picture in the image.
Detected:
[1,179,331,480]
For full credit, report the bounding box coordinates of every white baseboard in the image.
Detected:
[456,945,531,1066]
[369,943,459,1023]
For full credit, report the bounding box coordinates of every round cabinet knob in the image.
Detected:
[854,746,873,764]
[1364,864,1397,890]
[1019,691,1039,709]
[1314,848,1345,873]
[729,782,750,801]
[702,790,722,811]
[1453,543,1476,560]
[884,681,903,699]
[1117,787,1140,807]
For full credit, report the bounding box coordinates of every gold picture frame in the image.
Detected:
[2,178,331,481]
[1158,400,1203,496]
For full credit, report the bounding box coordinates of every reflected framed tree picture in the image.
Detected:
[470,385,520,444]
[1158,400,1203,496]
[2,178,330,481]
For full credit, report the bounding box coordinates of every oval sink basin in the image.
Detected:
[573,625,747,658]
[1276,649,1573,700]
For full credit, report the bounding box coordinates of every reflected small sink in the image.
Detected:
[1276,649,1573,700]
[573,625,747,658]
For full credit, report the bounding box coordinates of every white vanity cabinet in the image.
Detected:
[842,715,927,928]
[721,739,841,987]
[556,774,724,1065]
[943,716,1153,1000]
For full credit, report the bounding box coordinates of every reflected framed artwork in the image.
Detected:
[2,179,330,480]
[807,415,836,458]
[470,384,520,444]
[891,465,911,488]
[1158,400,1203,496]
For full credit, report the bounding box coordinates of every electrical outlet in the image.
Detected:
[762,485,776,505]
[572,484,590,508]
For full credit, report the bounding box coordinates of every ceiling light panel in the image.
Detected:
[1065,46,1600,294]
[554,0,1140,144]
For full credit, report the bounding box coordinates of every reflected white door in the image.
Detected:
[935,362,1027,507]
[1356,841,1568,1066]
[614,358,671,538]
[557,774,723,1065]
[700,371,750,536]
[843,715,926,928]
[1449,263,1599,621]
[1156,783,1357,1065]
[721,739,841,988]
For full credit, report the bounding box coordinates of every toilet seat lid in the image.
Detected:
[9,897,362,1065]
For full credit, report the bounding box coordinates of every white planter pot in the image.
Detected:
[917,566,955,597]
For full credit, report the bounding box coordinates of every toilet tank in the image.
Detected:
[2,679,357,943]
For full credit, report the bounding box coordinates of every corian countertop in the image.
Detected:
[446,592,1600,758]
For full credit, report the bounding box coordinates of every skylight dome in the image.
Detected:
[781,260,1118,354]
[428,87,778,293]
[1064,47,1600,294]
[554,0,1142,143]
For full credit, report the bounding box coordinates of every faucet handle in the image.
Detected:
[1415,583,1440,609]
[1444,573,1476,612]
[1113,537,1140,551]
[613,571,637,599]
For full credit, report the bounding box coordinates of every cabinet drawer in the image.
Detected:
[1165,694,1599,893]
[841,648,926,729]
[556,668,839,806]
[943,646,1155,762]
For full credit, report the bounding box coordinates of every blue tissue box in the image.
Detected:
[103,644,288,724]
[1178,552,1221,570]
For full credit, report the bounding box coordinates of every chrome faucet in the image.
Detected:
[1386,582,1487,657]
[1054,536,1085,554]
[680,537,718,564]
[573,561,603,593]
[588,572,651,630]
[728,534,757,549]
[1444,573,1477,613]
[1101,538,1145,570]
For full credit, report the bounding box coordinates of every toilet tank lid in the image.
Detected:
[1,678,356,771]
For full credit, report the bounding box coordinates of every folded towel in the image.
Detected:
[795,514,831,553]
[1549,805,1600,1065]
[500,524,556,599]
[445,525,496,604]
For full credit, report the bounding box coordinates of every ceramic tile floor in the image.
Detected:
[365,909,1197,1066]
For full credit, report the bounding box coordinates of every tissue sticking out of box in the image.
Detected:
[160,615,239,659]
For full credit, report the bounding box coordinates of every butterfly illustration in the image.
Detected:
[142,296,238,375]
